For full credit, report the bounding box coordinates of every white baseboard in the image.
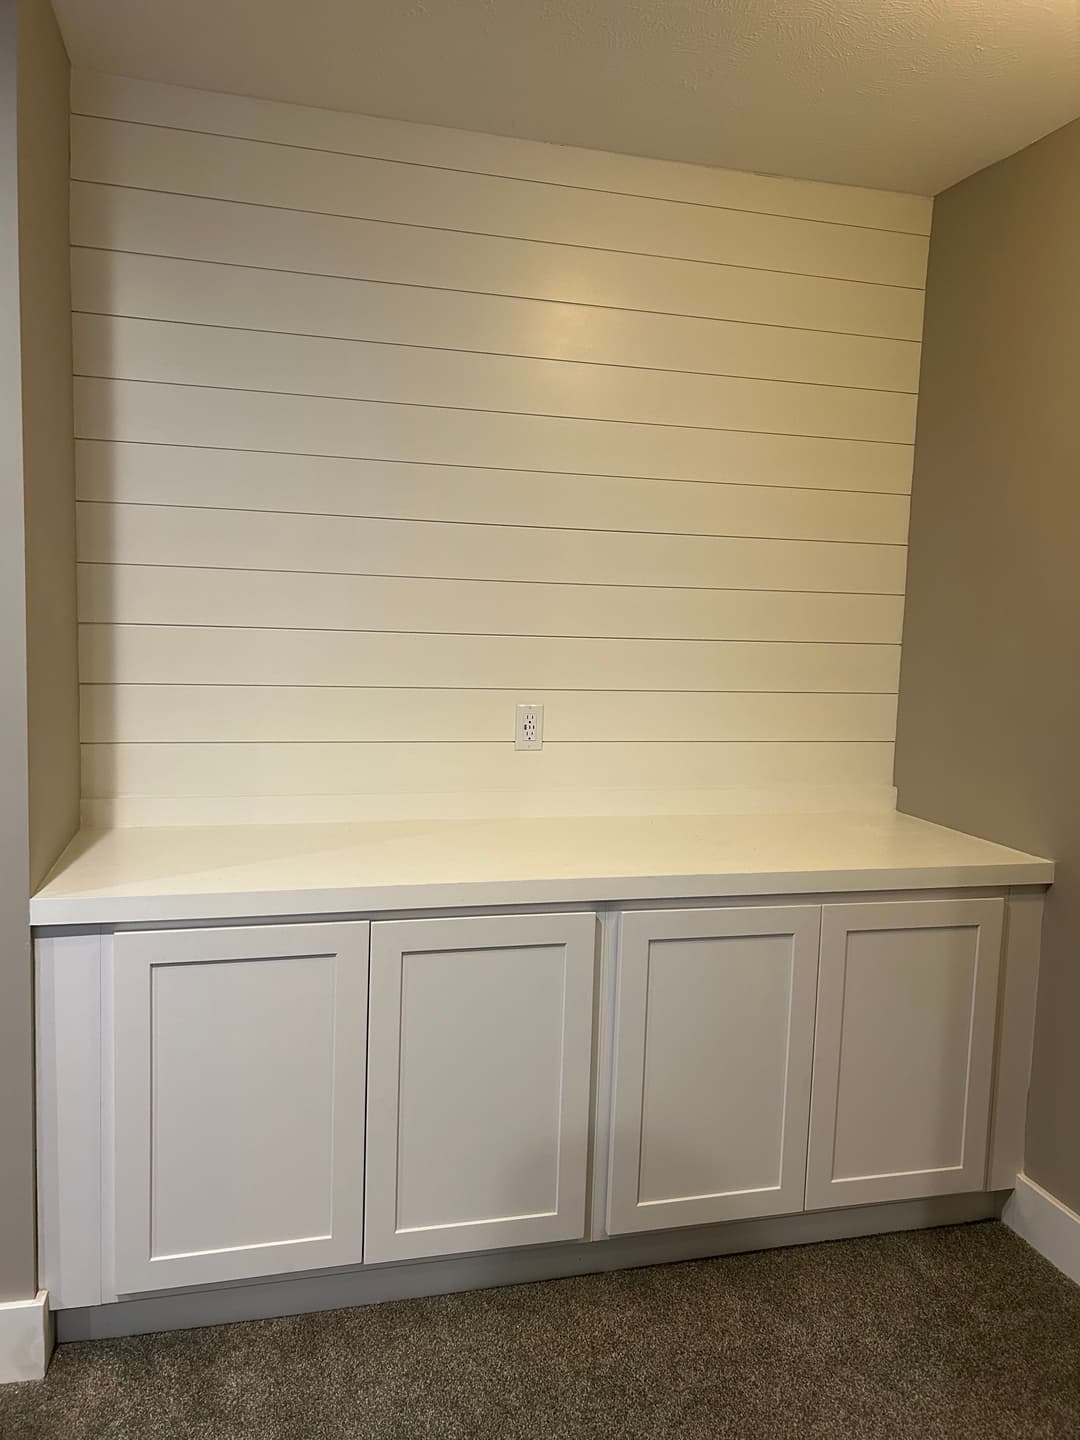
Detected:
[1004,1173,1080,1286]
[0,1291,53,1383]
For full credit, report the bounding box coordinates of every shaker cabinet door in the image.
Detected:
[805,898,1003,1210]
[112,922,369,1293]
[608,905,820,1234]
[365,912,597,1263]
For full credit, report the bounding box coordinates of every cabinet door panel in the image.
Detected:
[806,898,1003,1209]
[112,922,368,1293]
[365,912,596,1263]
[608,905,820,1234]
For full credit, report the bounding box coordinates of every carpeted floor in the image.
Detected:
[3,1221,1079,1439]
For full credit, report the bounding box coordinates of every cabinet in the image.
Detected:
[364,912,597,1262]
[805,898,1003,1209]
[112,923,368,1293]
[607,905,820,1234]
[35,872,1032,1321]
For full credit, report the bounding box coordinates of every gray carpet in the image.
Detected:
[3,1222,1080,1439]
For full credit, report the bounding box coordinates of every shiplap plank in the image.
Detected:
[71,185,927,341]
[71,117,929,288]
[72,249,921,393]
[75,443,910,544]
[73,316,918,444]
[79,627,901,693]
[72,71,933,235]
[81,686,898,744]
[75,380,915,494]
[77,504,907,595]
[82,784,899,827]
[78,565,904,642]
[81,740,895,799]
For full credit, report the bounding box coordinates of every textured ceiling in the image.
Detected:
[52,0,1080,194]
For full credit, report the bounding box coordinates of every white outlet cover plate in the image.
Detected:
[515,703,544,751]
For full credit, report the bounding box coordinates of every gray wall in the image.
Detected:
[0,0,36,1304]
[895,115,1080,1214]
[0,0,75,1303]
[18,0,78,891]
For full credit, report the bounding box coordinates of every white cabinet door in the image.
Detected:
[607,905,820,1235]
[112,922,368,1294]
[805,898,1003,1210]
[365,912,597,1263]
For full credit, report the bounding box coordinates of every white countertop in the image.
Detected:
[30,811,1053,927]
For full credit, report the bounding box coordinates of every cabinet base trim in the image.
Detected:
[1003,1173,1080,1286]
[56,1192,1003,1343]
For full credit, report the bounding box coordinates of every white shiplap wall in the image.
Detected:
[70,71,931,826]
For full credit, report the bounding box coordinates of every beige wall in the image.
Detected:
[895,116,1080,1213]
[0,0,75,1303]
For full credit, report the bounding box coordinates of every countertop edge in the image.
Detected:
[29,857,1055,929]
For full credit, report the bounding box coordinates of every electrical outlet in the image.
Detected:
[515,703,544,751]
